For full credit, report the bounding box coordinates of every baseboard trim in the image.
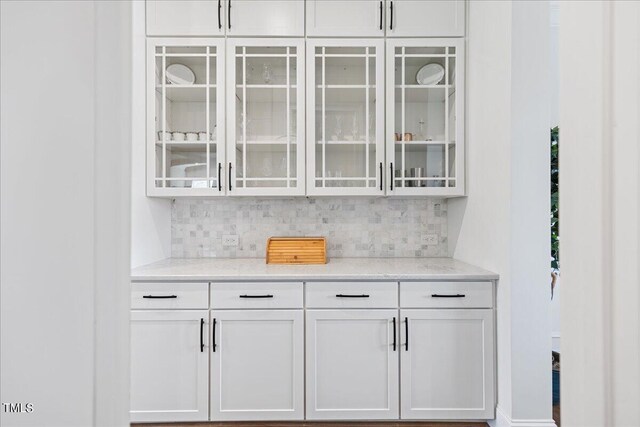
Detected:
[489,406,557,427]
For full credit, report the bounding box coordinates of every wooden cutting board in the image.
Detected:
[266,237,327,264]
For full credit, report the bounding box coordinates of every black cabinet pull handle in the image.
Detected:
[379,162,383,191]
[212,318,217,352]
[142,295,177,299]
[390,1,393,30]
[218,0,222,30]
[239,294,274,298]
[228,162,232,191]
[228,0,231,29]
[404,317,409,351]
[217,163,222,191]
[379,1,383,30]
[392,317,397,351]
[431,294,466,298]
[390,162,394,191]
[336,294,370,298]
[200,318,204,352]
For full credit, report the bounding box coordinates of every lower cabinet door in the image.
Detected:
[130,310,209,422]
[210,310,304,420]
[400,309,495,420]
[306,309,399,420]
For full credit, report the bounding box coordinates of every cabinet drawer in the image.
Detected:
[305,282,398,308]
[131,282,208,309]
[400,282,493,308]
[210,282,303,309]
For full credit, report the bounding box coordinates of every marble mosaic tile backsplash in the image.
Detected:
[172,198,448,258]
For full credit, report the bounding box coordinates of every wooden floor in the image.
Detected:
[132,422,488,427]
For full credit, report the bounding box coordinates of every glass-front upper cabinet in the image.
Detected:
[386,39,464,196]
[227,39,305,195]
[147,38,225,196]
[306,39,385,196]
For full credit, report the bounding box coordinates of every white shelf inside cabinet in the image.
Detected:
[235,84,298,89]
[157,90,216,102]
[394,91,450,103]
[157,84,215,89]
[395,84,454,90]
[236,139,293,144]
[235,143,294,152]
[315,85,376,89]
[393,140,456,146]
[156,141,217,152]
[316,140,377,145]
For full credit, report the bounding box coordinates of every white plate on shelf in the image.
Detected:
[166,63,195,85]
[416,63,445,86]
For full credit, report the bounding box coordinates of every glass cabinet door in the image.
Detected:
[227,39,305,195]
[307,40,385,196]
[386,39,464,196]
[147,39,225,196]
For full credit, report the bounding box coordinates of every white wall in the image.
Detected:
[549,0,561,353]
[549,1,559,128]
[131,0,171,268]
[0,1,131,426]
[448,1,553,425]
[560,1,640,426]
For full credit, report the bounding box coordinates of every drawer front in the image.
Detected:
[305,282,398,308]
[131,282,209,309]
[400,281,493,308]
[210,282,303,309]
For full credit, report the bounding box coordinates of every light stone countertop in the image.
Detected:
[131,257,499,282]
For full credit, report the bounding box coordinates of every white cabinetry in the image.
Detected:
[147,38,226,197]
[226,0,304,37]
[227,39,306,195]
[129,279,496,423]
[146,1,225,36]
[386,0,465,37]
[130,310,209,422]
[305,309,399,420]
[386,38,465,196]
[210,309,304,420]
[306,0,385,37]
[306,39,385,195]
[400,309,495,420]
[306,0,465,38]
[146,0,304,37]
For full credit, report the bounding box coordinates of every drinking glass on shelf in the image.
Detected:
[335,116,343,141]
[418,118,426,141]
[262,63,273,84]
[238,114,252,140]
[351,113,359,141]
[369,111,375,142]
[261,156,273,177]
